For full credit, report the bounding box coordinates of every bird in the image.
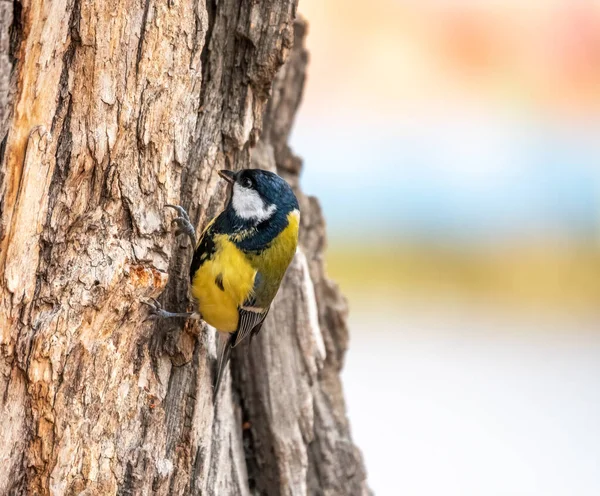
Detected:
[145,168,300,402]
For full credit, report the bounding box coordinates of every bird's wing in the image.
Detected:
[232,270,270,347]
[232,307,269,348]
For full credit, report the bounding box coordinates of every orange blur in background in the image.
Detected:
[292,1,600,495]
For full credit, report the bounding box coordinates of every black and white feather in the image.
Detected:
[233,307,269,347]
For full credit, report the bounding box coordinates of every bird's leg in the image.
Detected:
[143,298,201,321]
[165,204,196,246]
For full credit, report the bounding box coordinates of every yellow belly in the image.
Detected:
[190,210,300,332]
[190,234,256,332]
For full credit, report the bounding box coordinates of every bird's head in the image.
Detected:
[218,169,299,224]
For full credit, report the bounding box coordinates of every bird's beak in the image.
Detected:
[218,169,236,184]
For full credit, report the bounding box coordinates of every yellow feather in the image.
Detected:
[246,210,300,287]
[190,209,300,332]
[191,234,256,332]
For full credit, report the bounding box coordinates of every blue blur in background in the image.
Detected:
[291,1,600,494]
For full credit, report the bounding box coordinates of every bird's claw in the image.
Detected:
[172,217,194,237]
[165,204,196,245]
[142,298,169,321]
[142,298,196,321]
[165,204,191,221]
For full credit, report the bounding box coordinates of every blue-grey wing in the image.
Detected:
[232,271,269,347]
[232,308,268,347]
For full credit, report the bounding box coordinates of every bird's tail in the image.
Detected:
[213,332,236,404]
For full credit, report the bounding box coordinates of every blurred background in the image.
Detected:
[291,1,600,495]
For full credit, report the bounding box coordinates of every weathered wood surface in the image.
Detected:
[0,1,368,494]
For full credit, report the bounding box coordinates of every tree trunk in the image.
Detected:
[0,1,368,495]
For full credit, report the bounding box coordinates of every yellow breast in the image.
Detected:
[190,234,256,332]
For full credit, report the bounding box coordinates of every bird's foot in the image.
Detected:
[143,298,195,320]
[165,204,196,246]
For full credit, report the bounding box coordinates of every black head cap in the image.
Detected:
[219,169,299,219]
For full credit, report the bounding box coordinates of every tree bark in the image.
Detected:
[0,1,369,495]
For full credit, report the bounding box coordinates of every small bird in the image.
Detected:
[146,168,300,401]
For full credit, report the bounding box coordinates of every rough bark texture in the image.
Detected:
[0,1,368,495]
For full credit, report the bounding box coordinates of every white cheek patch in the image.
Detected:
[232,183,277,221]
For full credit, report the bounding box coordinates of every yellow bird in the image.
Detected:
[147,169,300,401]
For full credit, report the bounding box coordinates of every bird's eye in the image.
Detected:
[241,177,253,188]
